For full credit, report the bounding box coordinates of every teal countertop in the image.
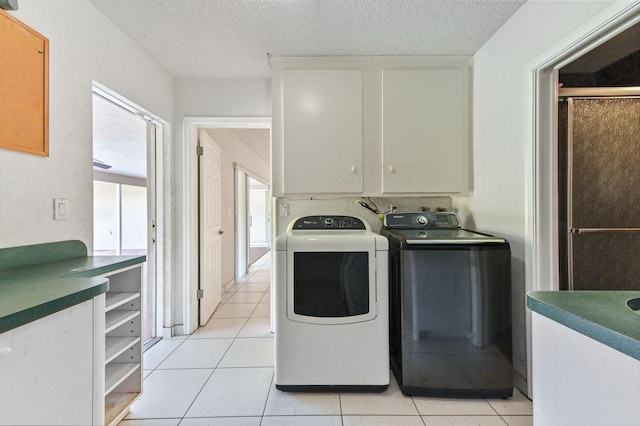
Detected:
[527,291,640,361]
[0,241,145,334]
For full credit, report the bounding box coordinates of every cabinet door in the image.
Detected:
[0,300,95,425]
[280,69,363,194]
[381,67,469,193]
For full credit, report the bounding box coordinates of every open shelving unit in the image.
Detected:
[103,265,143,426]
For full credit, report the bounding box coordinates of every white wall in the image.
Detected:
[453,0,632,395]
[121,185,147,251]
[172,78,270,330]
[93,182,147,252]
[204,128,270,287]
[0,0,173,249]
[173,79,271,119]
[93,182,118,251]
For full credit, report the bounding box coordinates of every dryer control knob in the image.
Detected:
[416,215,428,225]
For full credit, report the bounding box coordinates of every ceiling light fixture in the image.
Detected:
[93,159,112,170]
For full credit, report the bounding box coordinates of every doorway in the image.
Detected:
[92,86,165,346]
[530,7,640,293]
[555,21,640,291]
[528,3,640,397]
[197,130,223,326]
[235,169,271,280]
[182,117,272,335]
[249,177,270,265]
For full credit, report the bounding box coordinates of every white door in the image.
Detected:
[199,130,222,325]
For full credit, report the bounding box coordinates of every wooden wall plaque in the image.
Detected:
[0,9,49,156]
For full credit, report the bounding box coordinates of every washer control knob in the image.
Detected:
[416,215,428,225]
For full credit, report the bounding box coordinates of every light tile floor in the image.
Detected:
[120,252,533,426]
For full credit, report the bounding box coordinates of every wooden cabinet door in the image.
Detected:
[0,10,49,156]
[277,69,363,195]
[381,66,470,193]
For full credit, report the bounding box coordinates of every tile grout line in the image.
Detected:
[409,394,429,426]
[258,370,276,426]
[146,335,188,373]
[177,288,252,423]
[139,269,267,424]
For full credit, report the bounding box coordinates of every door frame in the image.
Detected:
[234,165,271,280]
[182,117,271,335]
[248,175,271,263]
[234,166,249,281]
[526,2,640,396]
[92,82,168,340]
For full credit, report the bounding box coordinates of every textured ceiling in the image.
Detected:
[93,94,148,180]
[89,0,527,79]
[90,0,528,179]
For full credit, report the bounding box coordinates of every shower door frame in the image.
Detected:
[559,92,640,290]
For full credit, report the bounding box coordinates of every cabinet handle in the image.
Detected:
[389,166,396,173]
[351,166,358,174]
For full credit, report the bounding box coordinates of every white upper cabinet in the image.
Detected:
[381,67,469,193]
[279,69,363,194]
[271,57,471,197]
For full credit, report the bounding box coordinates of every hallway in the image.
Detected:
[119,253,532,426]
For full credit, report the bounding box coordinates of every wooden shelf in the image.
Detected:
[105,362,140,395]
[105,310,140,334]
[104,265,142,425]
[106,292,140,312]
[105,336,140,364]
[105,392,139,426]
[103,263,143,424]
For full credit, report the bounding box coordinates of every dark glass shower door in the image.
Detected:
[567,97,640,290]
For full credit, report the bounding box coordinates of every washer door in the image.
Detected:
[286,235,378,324]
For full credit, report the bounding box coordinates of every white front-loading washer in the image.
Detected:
[274,215,389,391]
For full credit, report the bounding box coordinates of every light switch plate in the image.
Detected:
[53,198,67,220]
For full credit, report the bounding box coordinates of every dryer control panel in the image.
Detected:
[292,215,367,230]
[384,212,461,229]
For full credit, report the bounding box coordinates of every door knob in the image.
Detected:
[218,230,224,235]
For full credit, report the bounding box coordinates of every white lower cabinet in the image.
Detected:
[532,313,640,426]
[103,265,143,425]
[0,297,103,426]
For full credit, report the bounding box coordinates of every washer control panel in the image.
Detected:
[292,215,367,230]
[384,212,461,229]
